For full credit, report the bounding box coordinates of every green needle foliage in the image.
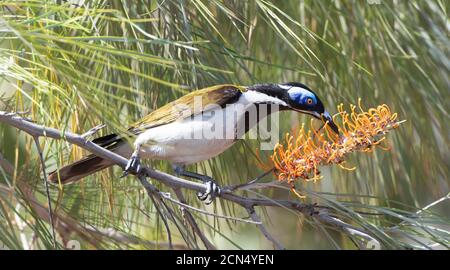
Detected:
[0,0,448,249]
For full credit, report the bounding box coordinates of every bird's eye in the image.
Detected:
[306,98,313,105]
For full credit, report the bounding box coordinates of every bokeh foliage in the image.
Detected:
[0,0,448,249]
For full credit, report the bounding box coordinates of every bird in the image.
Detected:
[48,82,339,203]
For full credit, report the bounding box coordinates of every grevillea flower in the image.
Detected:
[271,101,403,198]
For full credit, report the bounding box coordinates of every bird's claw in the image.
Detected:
[121,155,142,178]
[197,180,221,205]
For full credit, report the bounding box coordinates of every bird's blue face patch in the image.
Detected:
[286,86,317,107]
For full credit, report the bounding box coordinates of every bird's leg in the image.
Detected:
[173,165,221,204]
[121,145,142,178]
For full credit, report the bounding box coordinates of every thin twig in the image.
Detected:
[228,180,287,192]
[160,191,260,224]
[227,167,275,192]
[173,188,216,250]
[81,124,106,139]
[246,207,284,250]
[137,174,173,249]
[416,192,450,215]
[314,211,381,250]
[387,192,450,232]
[33,136,57,249]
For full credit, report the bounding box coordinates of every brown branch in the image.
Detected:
[0,111,314,211]
[0,111,379,249]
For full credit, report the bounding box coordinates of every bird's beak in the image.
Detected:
[294,109,340,135]
[320,111,339,134]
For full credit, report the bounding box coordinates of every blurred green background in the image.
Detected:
[0,0,448,249]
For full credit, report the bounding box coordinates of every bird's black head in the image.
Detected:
[249,82,339,134]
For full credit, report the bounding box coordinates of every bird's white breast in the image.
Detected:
[135,90,281,165]
[135,114,236,164]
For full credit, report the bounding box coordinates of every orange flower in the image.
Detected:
[271,101,403,198]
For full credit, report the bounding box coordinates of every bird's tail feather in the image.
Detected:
[48,134,129,184]
[48,155,115,184]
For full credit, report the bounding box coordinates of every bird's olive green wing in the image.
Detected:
[128,84,246,134]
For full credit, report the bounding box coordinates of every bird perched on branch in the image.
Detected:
[49,83,338,203]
